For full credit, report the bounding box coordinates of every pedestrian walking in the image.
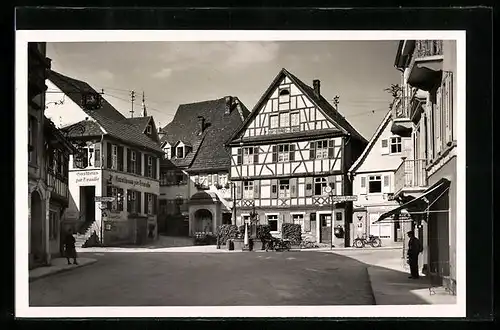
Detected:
[63,228,78,265]
[407,230,423,279]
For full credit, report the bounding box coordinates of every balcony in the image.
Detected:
[407,40,444,91]
[47,171,69,201]
[394,158,428,198]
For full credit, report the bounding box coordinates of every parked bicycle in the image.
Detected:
[353,234,382,248]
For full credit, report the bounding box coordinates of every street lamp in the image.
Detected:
[324,186,336,250]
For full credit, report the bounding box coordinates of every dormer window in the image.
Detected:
[146,125,152,134]
[177,146,184,159]
[163,147,171,159]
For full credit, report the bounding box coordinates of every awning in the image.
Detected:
[375,178,451,223]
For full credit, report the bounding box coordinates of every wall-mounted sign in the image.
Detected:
[331,195,358,203]
[75,170,100,184]
[113,175,152,188]
[95,196,116,202]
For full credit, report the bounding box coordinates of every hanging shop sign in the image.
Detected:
[75,170,100,184]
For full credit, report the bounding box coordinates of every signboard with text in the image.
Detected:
[331,195,358,203]
[95,196,116,202]
[74,170,100,184]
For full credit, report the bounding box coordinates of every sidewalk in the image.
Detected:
[29,257,97,282]
[329,248,456,305]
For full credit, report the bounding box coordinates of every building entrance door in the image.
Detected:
[319,214,332,244]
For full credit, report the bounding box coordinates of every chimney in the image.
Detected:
[225,96,233,115]
[197,116,206,134]
[158,126,165,140]
[313,79,320,98]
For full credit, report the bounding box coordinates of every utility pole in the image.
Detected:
[130,90,136,118]
[142,91,147,117]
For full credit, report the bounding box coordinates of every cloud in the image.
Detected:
[152,68,173,79]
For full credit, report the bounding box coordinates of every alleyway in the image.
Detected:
[30,251,375,306]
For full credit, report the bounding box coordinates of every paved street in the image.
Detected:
[30,251,375,306]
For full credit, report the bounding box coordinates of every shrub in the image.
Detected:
[282,223,302,244]
[194,232,217,245]
[256,224,272,240]
[238,225,246,238]
[299,238,320,249]
[216,224,239,245]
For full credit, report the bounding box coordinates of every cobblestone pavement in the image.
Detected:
[29,251,374,306]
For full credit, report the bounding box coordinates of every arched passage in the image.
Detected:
[30,190,43,263]
[194,209,213,233]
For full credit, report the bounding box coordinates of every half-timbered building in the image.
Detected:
[227,68,368,246]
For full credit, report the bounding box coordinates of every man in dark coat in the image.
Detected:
[407,230,423,279]
[63,228,78,265]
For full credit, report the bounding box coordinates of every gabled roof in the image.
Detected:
[160,96,250,171]
[61,119,105,138]
[126,116,152,133]
[49,70,163,154]
[228,68,367,145]
[348,109,392,174]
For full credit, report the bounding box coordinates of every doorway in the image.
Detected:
[319,213,332,244]
[80,186,96,225]
[30,190,43,264]
[194,209,213,234]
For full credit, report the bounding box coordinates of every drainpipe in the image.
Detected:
[99,134,104,245]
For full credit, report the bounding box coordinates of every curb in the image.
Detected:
[29,259,98,282]
[366,266,378,305]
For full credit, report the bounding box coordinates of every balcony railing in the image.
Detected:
[413,40,443,59]
[47,172,69,200]
[394,159,427,195]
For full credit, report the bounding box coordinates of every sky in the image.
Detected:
[46,41,401,140]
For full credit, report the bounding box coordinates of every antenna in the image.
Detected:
[130,90,136,118]
[333,95,340,108]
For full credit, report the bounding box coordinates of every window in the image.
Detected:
[270,115,279,129]
[279,112,289,127]
[28,116,36,163]
[128,190,137,213]
[84,146,94,167]
[198,174,208,187]
[293,214,304,232]
[177,146,184,159]
[278,144,289,162]
[279,88,290,103]
[112,145,118,170]
[49,210,58,240]
[314,177,328,195]
[243,147,254,164]
[164,147,171,159]
[146,193,154,215]
[368,175,382,193]
[219,174,228,187]
[291,112,300,127]
[268,214,278,231]
[315,140,329,159]
[147,155,153,178]
[390,137,402,154]
[242,215,251,224]
[243,181,254,199]
[130,151,137,174]
[279,179,290,198]
[146,125,152,134]
[336,212,343,222]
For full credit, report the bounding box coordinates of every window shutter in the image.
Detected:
[126,148,131,173]
[272,145,278,162]
[435,89,442,155]
[208,175,212,186]
[444,72,453,144]
[309,142,316,159]
[237,148,242,165]
[304,213,311,232]
[381,139,389,155]
[382,175,390,193]
[328,139,334,158]
[137,191,142,214]
[305,177,313,197]
[94,143,101,167]
[118,146,124,171]
[328,175,336,190]
[236,181,242,199]
[253,147,259,164]
[137,151,142,176]
[426,112,434,161]
[289,144,295,161]
[254,180,260,198]
[271,179,278,198]
[290,178,297,197]
[152,156,157,179]
[107,142,112,169]
[360,176,367,194]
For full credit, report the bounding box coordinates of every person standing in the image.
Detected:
[63,228,78,265]
[407,230,423,279]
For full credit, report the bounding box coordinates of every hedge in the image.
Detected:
[256,224,272,240]
[216,224,239,245]
[281,223,302,244]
